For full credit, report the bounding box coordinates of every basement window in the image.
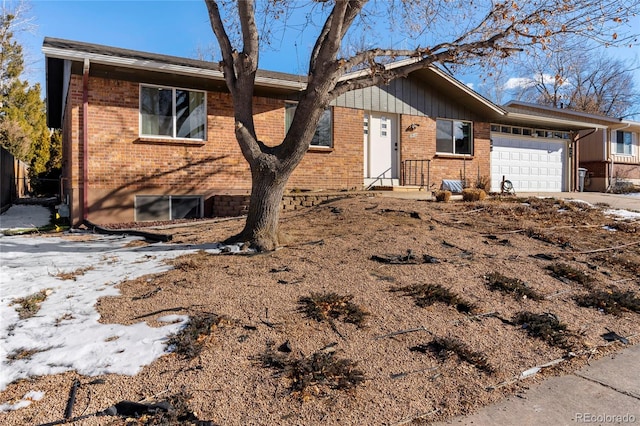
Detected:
[135,195,203,222]
[140,85,206,140]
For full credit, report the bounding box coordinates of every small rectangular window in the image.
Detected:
[616,131,633,155]
[436,119,472,155]
[285,103,333,148]
[135,195,202,222]
[522,128,532,136]
[140,85,206,140]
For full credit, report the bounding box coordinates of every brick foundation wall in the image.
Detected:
[213,192,370,217]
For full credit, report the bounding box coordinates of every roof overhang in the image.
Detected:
[499,112,609,132]
[339,58,507,119]
[500,100,625,131]
[42,44,306,92]
[43,37,307,128]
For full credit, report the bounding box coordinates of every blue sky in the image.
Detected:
[17,0,640,117]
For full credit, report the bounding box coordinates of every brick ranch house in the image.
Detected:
[44,38,604,225]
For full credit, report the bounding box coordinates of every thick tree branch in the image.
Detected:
[237,0,258,72]
[204,0,236,90]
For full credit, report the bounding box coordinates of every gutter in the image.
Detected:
[82,58,89,221]
[42,45,307,91]
[505,112,609,130]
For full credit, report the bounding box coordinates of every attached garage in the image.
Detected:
[490,129,569,193]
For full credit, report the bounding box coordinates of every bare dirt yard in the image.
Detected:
[2,194,640,425]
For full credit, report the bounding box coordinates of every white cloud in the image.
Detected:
[503,76,535,90]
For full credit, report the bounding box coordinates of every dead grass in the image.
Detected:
[391,283,477,313]
[484,272,544,301]
[524,228,571,246]
[257,344,365,399]
[6,348,48,362]
[297,293,369,328]
[11,290,50,319]
[55,266,94,281]
[410,336,495,374]
[512,311,582,352]
[547,263,594,287]
[166,312,237,359]
[575,289,640,316]
[171,250,210,271]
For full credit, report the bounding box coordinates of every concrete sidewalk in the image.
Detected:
[519,192,640,212]
[377,190,640,212]
[432,343,640,426]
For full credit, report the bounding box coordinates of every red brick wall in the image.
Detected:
[289,107,364,190]
[400,116,491,190]
[63,73,492,224]
[65,76,367,224]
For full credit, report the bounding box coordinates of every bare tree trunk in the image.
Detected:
[227,163,290,251]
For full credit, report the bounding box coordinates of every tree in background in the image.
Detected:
[501,40,639,118]
[205,0,640,251]
[1,2,51,183]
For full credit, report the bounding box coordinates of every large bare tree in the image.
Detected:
[205,0,639,251]
[504,41,639,118]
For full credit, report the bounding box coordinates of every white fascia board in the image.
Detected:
[506,112,609,130]
[427,66,506,116]
[505,100,623,124]
[618,119,640,132]
[42,46,306,91]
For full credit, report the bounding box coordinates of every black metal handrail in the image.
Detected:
[402,159,431,188]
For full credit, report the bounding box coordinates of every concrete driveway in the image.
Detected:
[378,190,640,212]
[518,192,640,212]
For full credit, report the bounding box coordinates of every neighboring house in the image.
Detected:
[502,101,640,192]
[43,38,604,226]
[578,121,640,192]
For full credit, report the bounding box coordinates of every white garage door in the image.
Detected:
[491,136,567,192]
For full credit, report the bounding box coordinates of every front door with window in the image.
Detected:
[364,113,398,184]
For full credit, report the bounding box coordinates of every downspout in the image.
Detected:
[82,58,89,221]
[571,129,597,192]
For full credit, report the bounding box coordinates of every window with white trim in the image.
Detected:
[285,103,333,148]
[615,131,633,155]
[436,119,472,155]
[140,85,206,140]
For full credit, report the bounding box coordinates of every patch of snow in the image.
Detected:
[604,209,640,220]
[0,391,45,412]
[565,199,595,208]
[0,232,250,393]
[0,205,52,231]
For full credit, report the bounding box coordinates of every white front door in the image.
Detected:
[364,113,398,184]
